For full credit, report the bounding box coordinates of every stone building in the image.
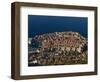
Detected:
[31,31,87,53]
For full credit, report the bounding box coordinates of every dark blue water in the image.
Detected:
[28,15,88,38]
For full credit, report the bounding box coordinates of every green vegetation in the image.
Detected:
[28,50,88,66]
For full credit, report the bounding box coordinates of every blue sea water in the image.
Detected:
[28,15,88,38]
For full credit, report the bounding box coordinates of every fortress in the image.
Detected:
[30,31,87,53]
